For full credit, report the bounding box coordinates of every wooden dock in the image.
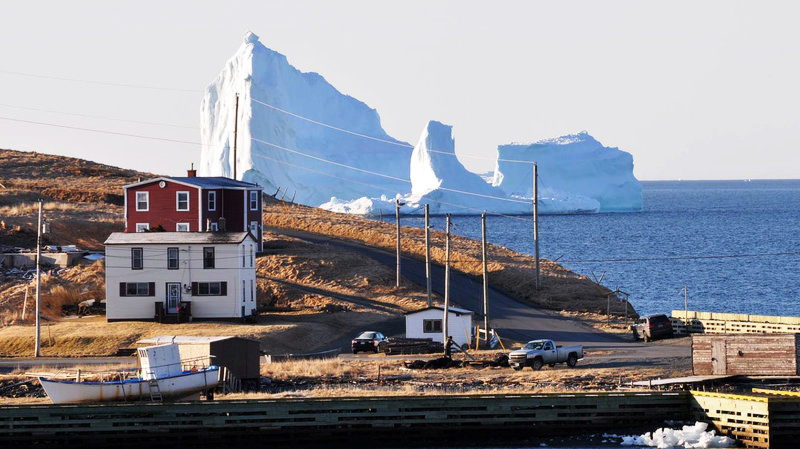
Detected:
[0,392,688,448]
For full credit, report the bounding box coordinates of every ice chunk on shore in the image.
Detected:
[620,422,737,448]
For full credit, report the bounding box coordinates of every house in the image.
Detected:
[405,306,474,347]
[136,336,261,381]
[104,232,258,322]
[692,334,800,375]
[123,170,264,250]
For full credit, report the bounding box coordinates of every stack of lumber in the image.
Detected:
[384,337,443,355]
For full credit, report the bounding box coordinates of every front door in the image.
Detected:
[712,340,727,375]
[167,283,181,314]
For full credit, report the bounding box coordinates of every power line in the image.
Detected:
[561,251,800,264]
[250,136,529,204]
[0,70,199,93]
[0,103,198,129]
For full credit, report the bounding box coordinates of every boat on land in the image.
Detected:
[38,343,219,404]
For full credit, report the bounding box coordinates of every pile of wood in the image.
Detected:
[384,337,443,355]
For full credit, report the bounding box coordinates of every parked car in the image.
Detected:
[508,339,583,371]
[631,314,674,342]
[351,331,388,354]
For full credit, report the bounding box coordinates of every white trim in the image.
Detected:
[135,191,149,212]
[123,188,128,230]
[135,223,149,232]
[197,188,203,232]
[176,191,190,211]
[243,191,247,233]
[208,191,217,211]
[176,223,190,232]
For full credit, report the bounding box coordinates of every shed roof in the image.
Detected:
[104,231,255,245]
[137,335,243,345]
[405,306,474,316]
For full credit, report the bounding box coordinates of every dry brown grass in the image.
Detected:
[263,198,635,317]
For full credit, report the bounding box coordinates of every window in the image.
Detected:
[191,281,226,296]
[249,191,259,210]
[242,280,246,303]
[208,191,217,211]
[241,246,246,267]
[119,282,154,297]
[176,223,190,232]
[136,191,149,211]
[167,247,179,270]
[131,248,143,270]
[250,279,254,302]
[135,223,149,233]
[250,245,254,267]
[176,191,190,211]
[423,319,442,333]
[203,247,215,269]
[250,221,258,236]
[210,222,218,231]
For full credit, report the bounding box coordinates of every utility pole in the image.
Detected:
[683,285,689,331]
[533,163,541,290]
[395,198,401,289]
[481,211,489,343]
[443,214,451,344]
[233,93,239,180]
[34,201,43,357]
[424,204,432,307]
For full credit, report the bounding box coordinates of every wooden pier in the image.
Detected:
[0,392,687,448]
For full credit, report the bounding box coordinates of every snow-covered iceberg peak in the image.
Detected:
[200,32,411,206]
[410,121,451,197]
[492,131,643,212]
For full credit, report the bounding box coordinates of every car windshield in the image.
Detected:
[523,341,545,350]
[649,315,669,324]
[356,332,376,339]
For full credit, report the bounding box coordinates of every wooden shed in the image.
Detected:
[137,335,261,380]
[692,334,800,375]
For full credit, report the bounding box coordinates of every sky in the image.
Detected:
[1,1,799,181]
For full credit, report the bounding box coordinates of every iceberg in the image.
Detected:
[492,132,643,212]
[200,32,642,216]
[199,31,410,206]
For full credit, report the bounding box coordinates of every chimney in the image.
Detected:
[187,163,197,178]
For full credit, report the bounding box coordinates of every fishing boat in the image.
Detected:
[38,343,219,404]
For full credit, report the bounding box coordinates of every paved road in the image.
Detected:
[272,229,676,355]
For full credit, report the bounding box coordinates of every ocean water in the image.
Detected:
[396,180,800,317]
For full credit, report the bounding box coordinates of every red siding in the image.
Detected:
[126,181,200,232]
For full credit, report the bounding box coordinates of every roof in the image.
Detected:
[136,335,243,345]
[104,231,255,245]
[123,176,263,190]
[405,306,474,316]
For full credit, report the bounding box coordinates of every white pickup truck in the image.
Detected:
[508,339,583,371]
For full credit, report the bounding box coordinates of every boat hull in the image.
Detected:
[39,367,220,404]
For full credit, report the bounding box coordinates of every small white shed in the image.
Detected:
[405,306,474,347]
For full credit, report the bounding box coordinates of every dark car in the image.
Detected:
[631,314,674,342]
[351,331,388,354]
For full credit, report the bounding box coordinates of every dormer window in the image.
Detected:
[176,191,190,211]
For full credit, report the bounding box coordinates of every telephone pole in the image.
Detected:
[481,211,489,343]
[424,204,432,307]
[395,198,401,289]
[233,93,239,180]
[533,163,541,290]
[34,201,43,357]
[443,214,451,343]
